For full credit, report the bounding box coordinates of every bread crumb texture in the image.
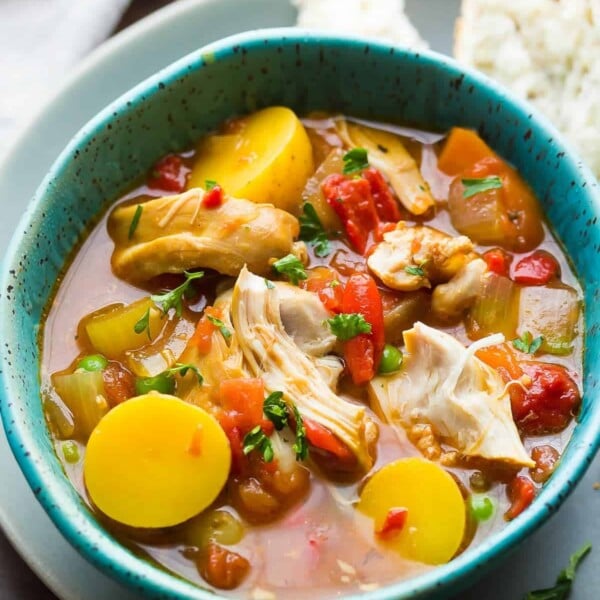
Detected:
[456,0,600,177]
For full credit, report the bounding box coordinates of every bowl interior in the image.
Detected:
[1,29,600,600]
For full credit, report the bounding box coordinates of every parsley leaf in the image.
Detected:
[342,148,369,174]
[206,315,232,340]
[242,425,274,462]
[525,543,591,599]
[326,313,372,341]
[513,331,544,354]
[292,404,308,461]
[272,254,307,286]
[128,205,143,240]
[263,392,288,430]
[205,179,218,190]
[134,307,152,339]
[299,203,332,257]
[405,264,425,277]
[462,176,503,198]
[166,363,203,385]
[150,271,204,317]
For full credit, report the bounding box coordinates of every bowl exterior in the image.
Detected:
[1,28,600,600]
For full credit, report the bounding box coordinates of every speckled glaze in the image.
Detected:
[1,29,599,600]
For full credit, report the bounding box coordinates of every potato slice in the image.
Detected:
[358,458,465,565]
[84,393,230,528]
[189,106,314,214]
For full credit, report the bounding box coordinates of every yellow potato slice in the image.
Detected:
[358,457,465,565]
[189,106,314,214]
[84,393,230,528]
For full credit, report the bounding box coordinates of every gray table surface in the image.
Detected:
[1,0,599,598]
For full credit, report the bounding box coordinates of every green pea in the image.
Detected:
[135,372,175,396]
[469,494,495,522]
[77,354,108,372]
[62,440,80,464]
[378,344,403,374]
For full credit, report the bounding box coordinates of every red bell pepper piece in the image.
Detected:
[147,154,187,192]
[505,476,536,520]
[376,507,408,538]
[362,167,402,222]
[341,274,385,384]
[512,250,560,285]
[219,378,265,432]
[303,417,353,461]
[302,267,344,313]
[202,185,224,209]
[483,248,512,277]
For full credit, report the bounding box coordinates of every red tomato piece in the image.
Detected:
[505,476,536,520]
[483,248,512,277]
[512,250,560,285]
[202,185,224,209]
[147,154,187,192]
[376,507,408,538]
[512,362,580,434]
[341,274,385,384]
[188,306,223,354]
[302,267,344,313]
[362,167,402,222]
[529,445,560,484]
[219,378,265,432]
[303,417,353,461]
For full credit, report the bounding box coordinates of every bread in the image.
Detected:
[293,0,427,49]
[455,0,600,177]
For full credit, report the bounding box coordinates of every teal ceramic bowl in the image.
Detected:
[1,29,599,600]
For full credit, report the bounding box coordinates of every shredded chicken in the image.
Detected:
[232,267,377,469]
[108,188,298,282]
[367,222,476,291]
[368,322,534,467]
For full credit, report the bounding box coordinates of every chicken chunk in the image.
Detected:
[232,267,377,470]
[432,258,488,321]
[368,322,533,467]
[367,223,476,291]
[108,188,298,283]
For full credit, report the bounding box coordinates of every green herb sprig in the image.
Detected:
[462,176,503,199]
[272,254,307,286]
[299,203,331,257]
[128,205,143,240]
[342,148,369,175]
[151,271,204,317]
[327,313,372,341]
[513,331,544,355]
[206,315,232,340]
[166,363,204,385]
[243,426,274,462]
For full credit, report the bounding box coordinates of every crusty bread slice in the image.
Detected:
[455,0,600,177]
[293,0,427,49]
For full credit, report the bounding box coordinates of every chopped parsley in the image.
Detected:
[150,271,204,317]
[342,148,369,175]
[205,179,218,190]
[128,204,143,240]
[206,314,232,340]
[513,331,544,355]
[525,542,591,599]
[292,404,308,461]
[134,307,152,339]
[326,313,372,341]
[462,176,503,199]
[299,203,331,257]
[166,363,204,385]
[242,425,274,462]
[404,260,429,278]
[263,392,288,430]
[272,254,307,286]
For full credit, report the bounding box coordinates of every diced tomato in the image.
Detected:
[376,508,408,538]
[513,362,580,434]
[483,248,512,277]
[303,418,353,461]
[218,378,265,432]
[505,476,536,520]
[341,274,385,384]
[188,306,223,354]
[102,362,135,406]
[362,167,402,222]
[302,267,344,313]
[218,414,245,474]
[512,250,560,285]
[202,185,224,209]
[147,154,187,192]
[476,343,523,381]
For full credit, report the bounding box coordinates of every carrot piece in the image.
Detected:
[476,343,523,381]
[218,378,265,431]
[437,127,497,176]
[188,306,223,354]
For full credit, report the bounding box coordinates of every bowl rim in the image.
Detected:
[1,27,600,600]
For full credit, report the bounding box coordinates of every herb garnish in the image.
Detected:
[150,271,204,317]
[513,331,544,355]
[272,254,307,286]
[525,542,591,599]
[128,205,143,240]
[462,176,503,198]
[299,203,331,257]
[342,148,369,175]
[243,426,274,462]
[264,278,275,289]
[292,405,308,461]
[206,315,232,340]
[263,392,288,430]
[134,307,152,339]
[326,313,372,341]
[205,179,218,190]
[404,264,425,277]
[166,363,204,385]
